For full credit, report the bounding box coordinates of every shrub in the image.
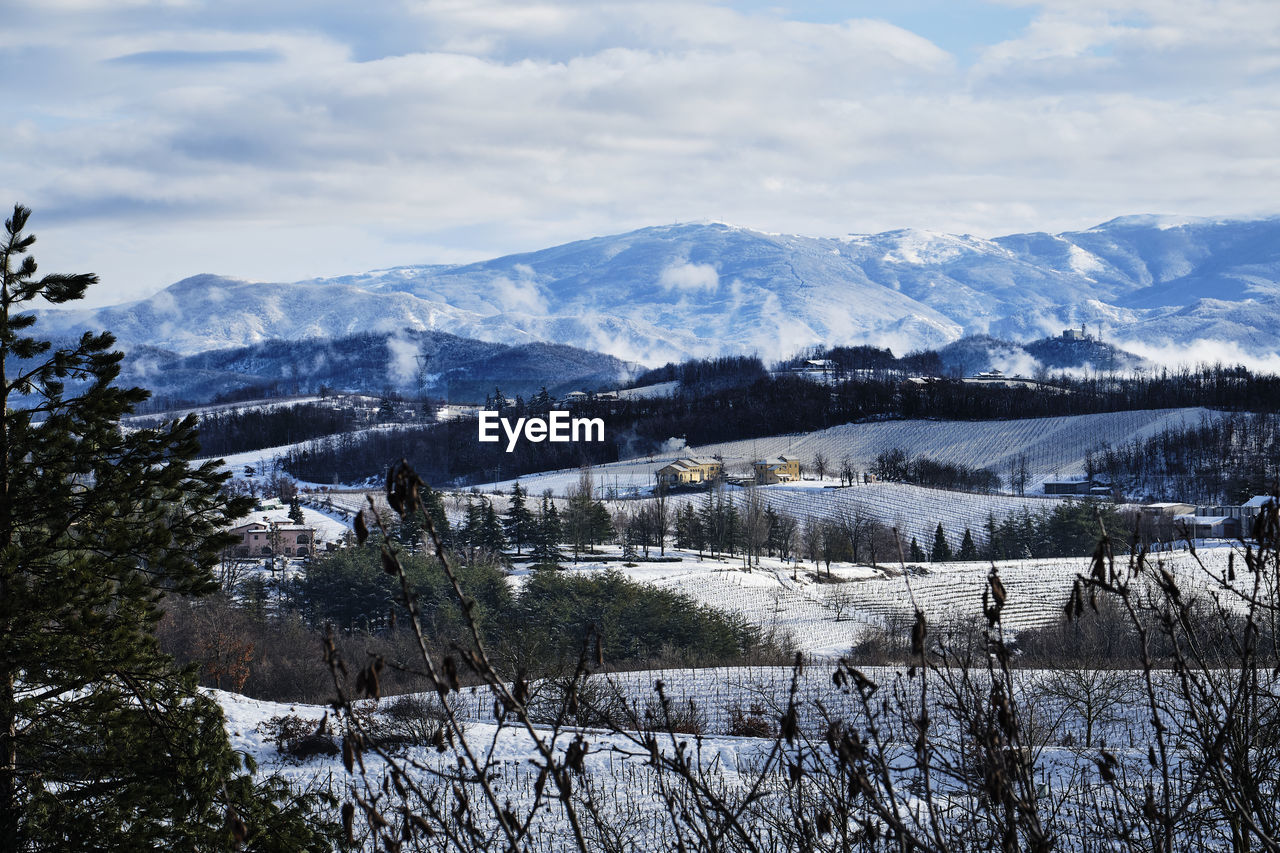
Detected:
[726,703,774,738]
[257,714,338,761]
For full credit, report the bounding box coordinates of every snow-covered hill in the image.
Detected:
[466,407,1221,502]
[38,215,1280,365]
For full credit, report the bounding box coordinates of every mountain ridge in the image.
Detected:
[37,214,1280,366]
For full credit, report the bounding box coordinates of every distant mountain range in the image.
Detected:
[39,214,1280,370]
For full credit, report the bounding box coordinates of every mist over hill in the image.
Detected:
[113,330,634,405]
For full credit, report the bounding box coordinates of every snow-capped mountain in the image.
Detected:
[38,215,1280,365]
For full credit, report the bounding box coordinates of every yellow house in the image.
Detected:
[754,456,801,485]
[655,456,723,489]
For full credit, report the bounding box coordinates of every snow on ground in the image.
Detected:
[228,504,351,548]
[707,480,1063,548]
[613,380,679,399]
[124,395,326,425]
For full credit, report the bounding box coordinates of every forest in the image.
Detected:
[1085,411,1280,504]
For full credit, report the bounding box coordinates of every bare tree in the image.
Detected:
[740,484,770,568]
[823,581,857,621]
[838,503,874,564]
[812,451,829,481]
[1036,666,1136,748]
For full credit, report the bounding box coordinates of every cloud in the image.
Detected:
[490,266,548,315]
[108,48,282,66]
[1114,337,1280,374]
[658,260,719,293]
[386,334,419,386]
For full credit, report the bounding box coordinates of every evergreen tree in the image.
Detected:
[588,500,614,548]
[909,536,925,563]
[460,496,484,548]
[480,499,507,555]
[528,386,552,415]
[0,206,337,849]
[958,528,979,561]
[531,496,562,567]
[930,523,953,563]
[503,481,533,554]
[288,494,305,525]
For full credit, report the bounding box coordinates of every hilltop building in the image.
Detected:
[1061,323,1096,342]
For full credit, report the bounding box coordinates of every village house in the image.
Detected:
[227,519,318,558]
[655,456,723,490]
[754,455,801,485]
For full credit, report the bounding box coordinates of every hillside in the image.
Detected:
[470,407,1222,500]
[115,329,634,404]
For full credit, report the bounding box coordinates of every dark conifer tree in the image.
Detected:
[958,528,979,561]
[531,496,562,567]
[503,481,533,554]
[0,206,337,849]
[909,536,925,563]
[930,523,953,563]
[588,500,614,549]
[460,496,484,548]
[480,499,507,555]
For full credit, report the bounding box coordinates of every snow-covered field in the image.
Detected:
[534,544,1237,654]
[470,407,1221,498]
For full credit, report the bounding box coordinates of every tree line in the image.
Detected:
[870,447,1003,492]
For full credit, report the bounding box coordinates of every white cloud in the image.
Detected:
[386,334,420,385]
[659,260,719,293]
[1115,337,1280,374]
[490,267,548,315]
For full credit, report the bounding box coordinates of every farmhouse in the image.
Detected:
[1043,477,1112,496]
[227,519,317,558]
[655,456,723,489]
[1175,514,1236,539]
[1140,502,1197,518]
[754,455,801,485]
[1043,478,1091,495]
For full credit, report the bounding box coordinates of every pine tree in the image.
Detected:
[0,206,337,849]
[531,496,562,567]
[503,481,533,554]
[480,499,507,554]
[528,386,552,415]
[460,496,484,548]
[930,523,953,563]
[588,500,613,549]
[909,536,925,563]
[958,528,979,561]
[288,494,305,525]
[395,481,450,552]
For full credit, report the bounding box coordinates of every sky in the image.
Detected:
[5,0,1280,306]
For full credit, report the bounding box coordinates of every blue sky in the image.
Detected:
[724,1,1038,59]
[4,0,1279,305]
